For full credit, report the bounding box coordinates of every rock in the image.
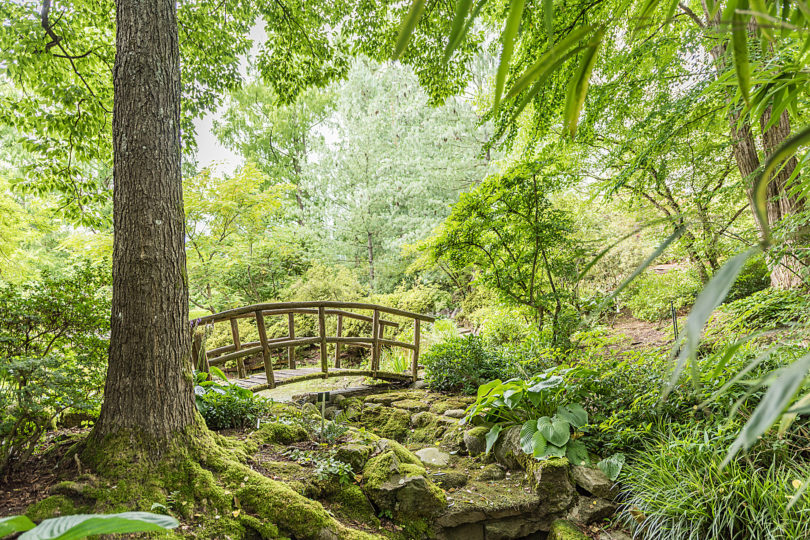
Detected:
[332,394,346,405]
[441,424,466,452]
[568,496,617,524]
[357,404,411,441]
[571,465,618,500]
[476,464,506,481]
[530,459,576,513]
[463,426,489,457]
[335,443,371,472]
[548,519,589,540]
[436,522,485,540]
[362,439,446,519]
[323,406,339,420]
[392,399,429,412]
[485,517,549,540]
[415,447,451,467]
[411,410,435,428]
[443,408,466,419]
[598,530,633,540]
[493,426,524,469]
[411,380,428,389]
[432,471,468,489]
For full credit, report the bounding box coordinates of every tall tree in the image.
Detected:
[90,0,195,439]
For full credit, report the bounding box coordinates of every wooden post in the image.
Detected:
[255,310,275,388]
[412,318,421,383]
[287,312,296,369]
[318,306,328,375]
[371,309,380,376]
[334,314,343,368]
[230,318,247,379]
[191,331,210,379]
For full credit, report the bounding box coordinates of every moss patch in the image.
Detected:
[357,406,411,442]
[548,519,589,540]
[249,422,308,445]
[26,495,77,522]
[327,484,381,528]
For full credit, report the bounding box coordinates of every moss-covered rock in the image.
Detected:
[26,495,77,522]
[250,421,309,445]
[463,426,489,457]
[391,399,428,412]
[528,458,576,513]
[428,397,473,416]
[327,484,381,528]
[364,391,426,406]
[362,439,446,520]
[357,404,411,442]
[335,443,372,472]
[409,411,450,445]
[492,426,526,469]
[476,463,506,481]
[548,519,589,540]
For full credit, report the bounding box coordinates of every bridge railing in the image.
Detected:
[190,301,436,388]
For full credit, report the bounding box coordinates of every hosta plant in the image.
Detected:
[463,368,593,464]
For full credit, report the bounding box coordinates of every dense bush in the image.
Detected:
[719,288,810,331]
[422,335,506,394]
[622,268,701,321]
[194,370,271,430]
[0,262,110,473]
[725,255,771,302]
[620,428,810,540]
[468,305,533,346]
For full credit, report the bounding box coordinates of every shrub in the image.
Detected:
[725,255,771,302]
[623,268,701,321]
[468,305,533,346]
[422,335,505,394]
[194,370,271,430]
[0,261,110,473]
[719,288,810,331]
[620,428,810,540]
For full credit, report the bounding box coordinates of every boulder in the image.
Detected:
[548,519,589,540]
[571,465,618,500]
[463,427,489,457]
[432,471,468,489]
[568,496,617,524]
[362,439,446,519]
[476,464,506,481]
[334,443,371,472]
[598,531,633,540]
[529,459,576,513]
[357,404,411,441]
[492,426,524,469]
[485,517,550,540]
[392,399,430,412]
[443,409,466,419]
[415,447,451,468]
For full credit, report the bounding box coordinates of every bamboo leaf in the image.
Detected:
[752,124,810,243]
[731,10,752,104]
[749,0,774,39]
[445,0,474,61]
[564,31,603,137]
[724,351,810,467]
[544,0,554,35]
[393,0,427,60]
[508,49,580,124]
[506,25,595,101]
[665,248,760,400]
[494,0,527,108]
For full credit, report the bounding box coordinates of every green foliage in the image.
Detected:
[623,268,702,321]
[468,304,533,346]
[193,370,271,431]
[284,449,356,486]
[719,288,810,332]
[464,371,591,463]
[620,429,810,540]
[725,255,771,303]
[0,261,109,473]
[422,335,505,394]
[1,512,177,539]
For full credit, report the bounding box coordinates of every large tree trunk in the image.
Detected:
[92,0,196,439]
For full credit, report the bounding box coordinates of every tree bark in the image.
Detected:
[367,231,375,287]
[92,0,196,439]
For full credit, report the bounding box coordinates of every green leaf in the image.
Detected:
[565,439,590,466]
[731,10,752,104]
[19,512,179,540]
[778,391,810,436]
[505,25,595,101]
[0,515,36,537]
[494,0,527,108]
[531,430,548,457]
[752,124,810,242]
[503,387,524,409]
[564,30,603,137]
[556,404,588,429]
[543,0,554,35]
[393,0,426,59]
[210,366,228,382]
[724,351,810,467]
[541,443,566,458]
[749,0,773,39]
[597,453,625,481]
[537,416,570,446]
[665,247,760,400]
[485,424,503,455]
[520,419,538,454]
[445,0,474,61]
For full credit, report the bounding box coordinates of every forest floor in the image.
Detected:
[609,314,671,351]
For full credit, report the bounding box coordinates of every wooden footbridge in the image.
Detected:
[190,301,435,392]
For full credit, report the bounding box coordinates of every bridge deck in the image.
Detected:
[234,367,415,392]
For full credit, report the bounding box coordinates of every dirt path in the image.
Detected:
[609,314,671,351]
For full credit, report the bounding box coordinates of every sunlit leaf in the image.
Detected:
[597,453,625,481]
[564,31,603,137]
[556,403,588,429]
[0,516,36,537]
[731,9,752,104]
[445,0,473,61]
[520,419,538,453]
[543,0,554,35]
[485,424,503,454]
[393,0,426,59]
[494,0,527,108]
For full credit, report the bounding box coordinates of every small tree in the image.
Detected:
[430,162,581,344]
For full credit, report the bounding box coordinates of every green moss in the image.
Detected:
[408,412,450,444]
[249,422,308,445]
[391,399,428,412]
[428,397,472,415]
[364,391,427,406]
[357,406,411,442]
[548,519,588,540]
[238,514,282,539]
[26,495,77,522]
[467,426,489,438]
[328,484,381,527]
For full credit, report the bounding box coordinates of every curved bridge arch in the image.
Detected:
[190,301,435,391]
